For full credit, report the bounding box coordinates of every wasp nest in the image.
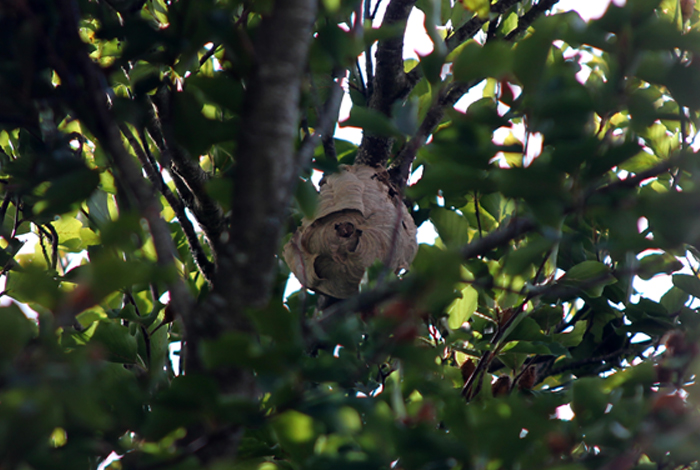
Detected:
[283,164,418,299]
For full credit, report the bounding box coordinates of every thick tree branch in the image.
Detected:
[179,0,317,461]
[356,0,417,167]
[218,0,316,312]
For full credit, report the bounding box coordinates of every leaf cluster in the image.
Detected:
[0,0,699,469]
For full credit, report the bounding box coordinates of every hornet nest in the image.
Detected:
[283,164,418,299]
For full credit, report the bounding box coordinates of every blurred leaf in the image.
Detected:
[513,17,557,89]
[637,252,683,280]
[559,260,617,298]
[340,107,403,138]
[447,285,478,329]
[673,273,700,298]
[294,177,318,219]
[572,377,608,424]
[91,320,138,363]
[461,0,490,18]
[271,410,317,459]
[0,305,35,361]
[453,41,513,83]
[430,207,471,248]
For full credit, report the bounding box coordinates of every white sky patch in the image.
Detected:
[555,403,575,420]
[97,452,121,470]
[417,221,439,245]
[284,273,303,300]
[403,9,434,59]
[554,0,626,21]
[336,92,363,144]
[454,80,487,113]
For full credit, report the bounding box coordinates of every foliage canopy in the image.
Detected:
[1,0,700,469]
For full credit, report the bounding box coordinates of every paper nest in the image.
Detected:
[283,164,418,299]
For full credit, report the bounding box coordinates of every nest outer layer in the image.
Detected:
[283,164,418,299]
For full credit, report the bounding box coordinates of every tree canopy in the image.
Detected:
[1,0,700,468]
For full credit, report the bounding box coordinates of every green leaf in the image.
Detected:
[340,106,404,138]
[91,320,138,364]
[6,265,62,309]
[53,216,96,252]
[572,377,608,424]
[447,285,478,329]
[553,321,586,348]
[461,0,490,18]
[660,286,689,313]
[0,305,35,361]
[504,236,555,276]
[430,207,471,248]
[505,317,547,342]
[453,41,513,83]
[672,273,700,298]
[559,260,617,298]
[531,305,564,331]
[34,167,100,217]
[294,177,318,219]
[637,252,683,280]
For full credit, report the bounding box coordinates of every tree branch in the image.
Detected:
[389,80,477,187]
[356,0,417,168]
[445,0,520,51]
[119,123,216,284]
[50,0,192,323]
[504,0,561,40]
[363,0,375,101]
[391,0,564,187]
[176,0,317,461]
[296,70,345,164]
[147,91,226,263]
[215,0,316,313]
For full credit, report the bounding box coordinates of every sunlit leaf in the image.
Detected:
[447,284,478,329]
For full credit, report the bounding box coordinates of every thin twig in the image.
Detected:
[504,0,561,41]
[119,123,215,284]
[45,222,59,271]
[474,191,483,239]
[546,348,633,377]
[363,0,375,100]
[37,227,52,269]
[296,70,345,164]
[148,90,225,258]
[198,43,221,69]
[49,0,192,324]
[445,0,520,51]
